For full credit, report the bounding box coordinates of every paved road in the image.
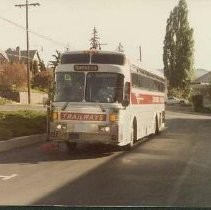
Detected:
[0,110,211,206]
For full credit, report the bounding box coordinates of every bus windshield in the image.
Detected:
[54,72,124,103]
[54,72,85,102]
[85,72,124,103]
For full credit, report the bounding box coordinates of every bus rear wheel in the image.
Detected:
[123,119,137,151]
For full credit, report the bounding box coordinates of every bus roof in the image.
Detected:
[128,56,164,79]
[61,50,124,56]
[60,50,164,79]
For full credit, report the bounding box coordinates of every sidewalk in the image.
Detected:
[0,134,47,153]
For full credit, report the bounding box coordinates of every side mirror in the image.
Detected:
[43,97,50,107]
[122,99,129,107]
[122,81,130,107]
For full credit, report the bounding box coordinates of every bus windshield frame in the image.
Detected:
[54,72,124,103]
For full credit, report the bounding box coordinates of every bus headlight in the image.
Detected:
[109,113,118,122]
[56,123,67,130]
[99,126,111,133]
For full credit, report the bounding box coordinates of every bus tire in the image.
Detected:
[66,142,77,153]
[155,116,160,135]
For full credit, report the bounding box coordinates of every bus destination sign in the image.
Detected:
[60,112,106,121]
[74,65,98,71]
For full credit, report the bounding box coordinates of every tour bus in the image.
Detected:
[48,50,165,151]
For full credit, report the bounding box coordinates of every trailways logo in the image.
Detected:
[60,112,106,121]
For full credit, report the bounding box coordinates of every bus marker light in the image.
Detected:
[109,113,118,122]
[51,112,58,120]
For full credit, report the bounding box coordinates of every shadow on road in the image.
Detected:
[0,143,118,164]
[1,115,211,206]
[29,116,211,206]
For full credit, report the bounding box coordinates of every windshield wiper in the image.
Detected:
[61,102,70,111]
[99,104,106,112]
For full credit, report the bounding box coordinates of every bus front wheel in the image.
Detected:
[66,142,77,153]
[155,116,160,135]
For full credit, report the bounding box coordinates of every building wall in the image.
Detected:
[19,92,48,104]
[0,90,47,104]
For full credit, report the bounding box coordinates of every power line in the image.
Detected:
[6,52,34,60]
[0,15,67,47]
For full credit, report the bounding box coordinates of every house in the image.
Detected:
[193,71,211,84]
[192,71,211,109]
[5,46,43,75]
[0,50,9,64]
[6,46,41,64]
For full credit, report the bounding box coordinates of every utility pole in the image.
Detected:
[15,0,40,104]
[139,46,142,62]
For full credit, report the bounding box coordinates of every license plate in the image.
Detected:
[50,131,68,139]
[69,133,79,140]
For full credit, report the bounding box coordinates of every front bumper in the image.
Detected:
[49,122,119,145]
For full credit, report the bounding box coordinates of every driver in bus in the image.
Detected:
[96,79,115,103]
[63,81,84,102]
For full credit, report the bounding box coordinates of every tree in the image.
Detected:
[39,60,46,71]
[116,42,124,53]
[49,50,61,70]
[90,26,100,50]
[0,63,27,90]
[31,70,53,91]
[163,0,194,99]
[31,60,39,75]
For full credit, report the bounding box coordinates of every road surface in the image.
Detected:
[0,110,211,206]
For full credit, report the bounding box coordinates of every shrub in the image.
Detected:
[31,70,53,91]
[192,95,203,112]
[168,87,192,100]
[0,110,46,140]
[0,63,27,90]
[0,97,13,105]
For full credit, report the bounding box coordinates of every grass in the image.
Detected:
[0,97,13,105]
[0,110,46,141]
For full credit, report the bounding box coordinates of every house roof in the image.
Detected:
[194,71,211,83]
[20,50,38,62]
[5,48,39,63]
[0,50,9,61]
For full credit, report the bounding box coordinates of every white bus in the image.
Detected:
[48,50,165,151]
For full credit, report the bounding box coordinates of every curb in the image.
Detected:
[0,134,47,153]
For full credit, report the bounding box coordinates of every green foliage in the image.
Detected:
[168,87,192,100]
[31,60,39,75]
[192,95,203,112]
[0,63,27,90]
[116,42,124,52]
[90,26,100,50]
[163,0,194,99]
[0,97,13,105]
[49,50,61,70]
[39,60,46,71]
[208,85,211,101]
[31,71,53,91]
[0,110,46,140]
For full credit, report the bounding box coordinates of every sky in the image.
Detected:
[0,0,211,70]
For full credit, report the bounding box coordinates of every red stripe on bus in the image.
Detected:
[131,93,164,104]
